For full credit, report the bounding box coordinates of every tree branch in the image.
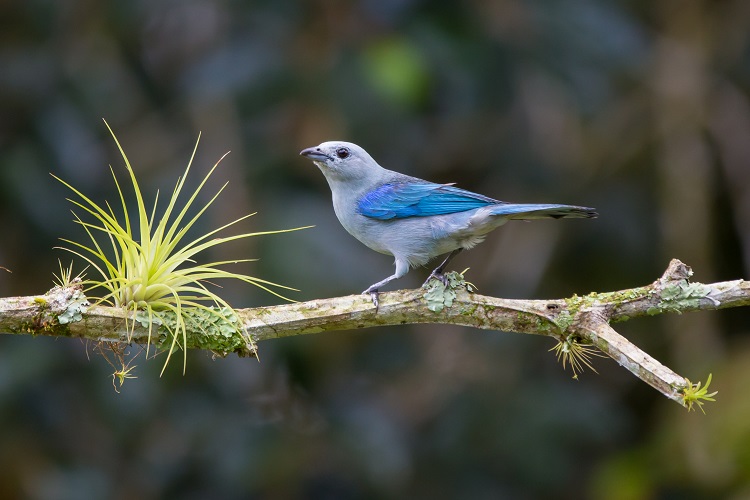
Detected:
[1,259,744,407]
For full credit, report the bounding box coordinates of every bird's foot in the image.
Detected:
[362,287,380,311]
[423,270,449,288]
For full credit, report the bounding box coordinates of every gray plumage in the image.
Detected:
[300,141,596,307]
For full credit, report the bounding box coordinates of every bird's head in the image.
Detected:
[300,141,383,183]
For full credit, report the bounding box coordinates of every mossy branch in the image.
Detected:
[0,259,744,408]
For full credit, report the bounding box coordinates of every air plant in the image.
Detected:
[681,373,718,413]
[53,259,86,288]
[550,334,604,379]
[94,342,140,393]
[53,120,309,374]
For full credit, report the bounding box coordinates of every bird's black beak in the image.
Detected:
[300,147,331,162]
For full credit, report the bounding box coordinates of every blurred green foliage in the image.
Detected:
[1,0,749,498]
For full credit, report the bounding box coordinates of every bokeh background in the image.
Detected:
[1,1,749,498]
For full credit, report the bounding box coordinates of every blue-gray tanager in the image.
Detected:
[300,141,597,307]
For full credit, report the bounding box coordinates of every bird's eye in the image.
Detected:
[335,147,350,159]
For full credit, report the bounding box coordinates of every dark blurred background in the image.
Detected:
[1,0,749,498]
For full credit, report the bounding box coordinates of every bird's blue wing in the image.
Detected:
[358,182,500,220]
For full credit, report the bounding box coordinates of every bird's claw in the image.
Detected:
[362,288,380,311]
[423,271,449,288]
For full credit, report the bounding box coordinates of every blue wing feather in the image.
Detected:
[358,182,501,220]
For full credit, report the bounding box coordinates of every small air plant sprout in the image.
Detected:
[550,334,605,379]
[95,342,140,393]
[52,260,87,289]
[54,120,310,375]
[681,373,718,413]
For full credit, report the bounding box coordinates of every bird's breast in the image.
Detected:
[331,190,394,255]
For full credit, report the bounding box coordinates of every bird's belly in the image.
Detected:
[429,209,506,249]
[334,203,508,268]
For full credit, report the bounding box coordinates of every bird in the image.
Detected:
[300,141,597,308]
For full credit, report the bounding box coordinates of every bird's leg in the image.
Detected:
[423,248,463,287]
[362,259,409,310]
[362,279,391,311]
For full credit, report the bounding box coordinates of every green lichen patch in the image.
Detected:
[565,287,649,313]
[647,280,712,315]
[424,280,456,313]
[423,270,473,312]
[553,310,575,332]
[42,279,90,327]
[57,288,90,324]
[140,307,251,354]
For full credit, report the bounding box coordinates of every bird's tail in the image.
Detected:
[491,203,597,220]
